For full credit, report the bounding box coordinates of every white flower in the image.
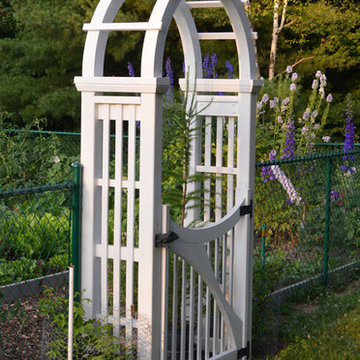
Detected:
[312,80,318,90]
[271,165,302,205]
[303,108,311,120]
[286,65,293,73]
[277,116,283,124]
[315,70,322,78]
[311,110,318,118]
[274,97,279,103]
[291,72,298,82]
[326,93,333,103]
[262,94,269,103]
[319,87,325,99]
[282,97,290,105]
[322,136,331,143]
[53,156,61,163]
[290,83,296,91]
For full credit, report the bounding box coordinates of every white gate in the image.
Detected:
[74,1,261,358]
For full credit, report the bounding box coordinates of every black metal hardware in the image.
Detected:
[240,200,253,218]
[155,231,179,247]
[237,342,250,359]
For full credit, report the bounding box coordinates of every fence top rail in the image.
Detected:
[2,128,135,139]
[3,128,81,137]
[315,142,360,147]
[0,182,73,199]
[255,149,360,168]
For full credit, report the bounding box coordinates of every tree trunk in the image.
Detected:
[269,0,288,80]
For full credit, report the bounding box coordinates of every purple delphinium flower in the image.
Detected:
[128,62,135,77]
[342,94,355,169]
[330,191,339,201]
[225,60,234,79]
[282,121,296,159]
[261,150,277,183]
[286,65,293,73]
[290,83,296,91]
[165,58,174,85]
[203,54,210,78]
[326,93,333,103]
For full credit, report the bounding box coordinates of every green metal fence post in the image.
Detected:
[323,156,332,287]
[71,161,83,296]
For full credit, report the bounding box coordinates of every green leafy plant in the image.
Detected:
[39,288,136,360]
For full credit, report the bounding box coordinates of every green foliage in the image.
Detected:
[272,288,360,360]
[39,288,136,359]
[162,79,209,225]
[0,119,75,189]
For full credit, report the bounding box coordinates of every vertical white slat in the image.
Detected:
[204,244,211,359]
[221,233,226,352]
[229,227,234,308]
[196,275,203,359]
[113,105,123,336]
[204,116,212,221]
[100,104,110,318]
[227,117,235,211]
[215,116,223,220]
[213,238,220,356]
[180,260,187,360]
[188,267,195,360]
[227,117,235,312]
[213,116,223,356]
[125,105,137,338]
[160,205,170,360]
[171,255,179,360]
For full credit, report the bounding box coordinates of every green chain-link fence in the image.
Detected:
[0,164,81,359]
[252,150,360,357]
[2,129,359,358]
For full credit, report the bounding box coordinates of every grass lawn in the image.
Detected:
[265,279,360,360]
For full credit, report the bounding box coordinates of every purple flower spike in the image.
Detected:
[165,58,174,85]
[203,54,210,78]
[226,60,234,79]
[211,52,217,74]
[128,62,135,77]
[282,121,296,159]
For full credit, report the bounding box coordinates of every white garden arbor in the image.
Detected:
[74,0,262,359]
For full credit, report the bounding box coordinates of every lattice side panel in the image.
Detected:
[95,101,141,350]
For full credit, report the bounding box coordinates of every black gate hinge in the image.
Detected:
[155,231,179,247]
[237,341,250,359]
[240,200,253,218]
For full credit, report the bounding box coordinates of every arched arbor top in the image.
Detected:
[79,0,258,81]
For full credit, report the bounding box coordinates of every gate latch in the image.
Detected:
[240,200,253,218]
[155,231,179,248]
[237,341,250,359]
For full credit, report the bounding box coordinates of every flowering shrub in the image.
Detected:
[256,68,333,161]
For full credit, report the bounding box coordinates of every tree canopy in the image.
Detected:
[0,0,358,131]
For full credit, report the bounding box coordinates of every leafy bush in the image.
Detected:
[39,288,136,360]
